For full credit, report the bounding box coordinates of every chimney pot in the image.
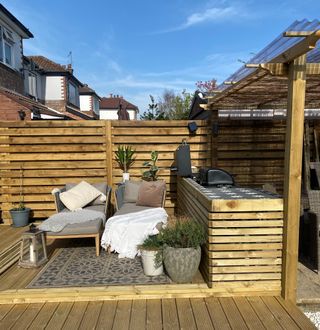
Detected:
[109,93,113,98]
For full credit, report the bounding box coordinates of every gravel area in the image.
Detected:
[304,311,320,329]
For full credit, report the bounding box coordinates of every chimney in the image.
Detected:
[109,93,113,98]
[67,63,73,74]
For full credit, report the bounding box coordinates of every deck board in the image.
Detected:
[95,301,117,330]
[190,298,214,329]
[129,299,146,330]
[0,297,314,329]
[11,303,43,330]
[45,302,72,330]
[176,298,197,330]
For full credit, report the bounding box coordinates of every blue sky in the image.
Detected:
[3,0,320,114]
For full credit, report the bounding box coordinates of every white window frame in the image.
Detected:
[0,25,14,68]
[28,73,37,97]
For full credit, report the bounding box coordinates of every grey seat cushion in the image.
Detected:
[60,204,105,214]
[46,218,102,236]
[114,203,155,216]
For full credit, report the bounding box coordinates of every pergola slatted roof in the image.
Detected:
[207,20,320,109]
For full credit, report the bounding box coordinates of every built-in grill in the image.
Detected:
[198,168,234,187]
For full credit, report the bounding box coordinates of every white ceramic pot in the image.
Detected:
[122,172,130,182]
[141,250,163,276]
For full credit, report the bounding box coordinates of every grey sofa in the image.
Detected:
[50,182,112,256]
[114,182,166,215]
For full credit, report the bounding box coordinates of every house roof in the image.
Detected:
[79,84,101,99]
[28,56,71,73]
[0,4,33,38]
[100,96,138,111]
[0,88,69,119]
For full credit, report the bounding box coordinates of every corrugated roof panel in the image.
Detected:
[216,19,320,92]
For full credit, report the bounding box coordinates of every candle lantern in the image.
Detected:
[19,225,48,268]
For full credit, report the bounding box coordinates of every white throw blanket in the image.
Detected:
[101,208,168,259]
[39,209,106,233]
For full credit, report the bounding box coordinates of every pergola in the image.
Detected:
[205,19,320,302]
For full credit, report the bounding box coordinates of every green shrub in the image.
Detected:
[140,234,163,251]
[160,218,205,248]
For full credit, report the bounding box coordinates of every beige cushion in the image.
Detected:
[124,181,142,203]
[60,181,102,211]
[136,180,166,207]
[66,182,107,206]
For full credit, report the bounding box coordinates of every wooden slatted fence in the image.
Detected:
[216,119,286,193]
[0,120,210,224]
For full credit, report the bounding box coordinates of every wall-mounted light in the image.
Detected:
[188,121,198,134]
[18,109,26,121]
[212,121,219,136]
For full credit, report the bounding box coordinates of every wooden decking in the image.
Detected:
[0,296,315,329]
[0,226,315,329]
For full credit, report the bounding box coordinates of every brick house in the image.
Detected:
[0,87,70,120]
[100,94,139,120]
[27,56,94,120]
[0,4,33,93]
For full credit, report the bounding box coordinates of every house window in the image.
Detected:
[0,25,14,67]
[68,82,77,105]
[28,73,37,97]
[4,42,12,66]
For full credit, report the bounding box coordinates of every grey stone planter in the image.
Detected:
[10,208,30,227]
[163,246,201,283]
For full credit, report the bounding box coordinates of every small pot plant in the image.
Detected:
[142,150,159,181]
[115,145,136,181]
[161,217,205,283]
[139,234,164,276]
[9,167,30,227]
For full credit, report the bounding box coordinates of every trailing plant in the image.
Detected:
[160,217,205,248]
[115,145,136,173]
[142,150,159,181]
[11,166,25,211]
[140,234,163,268]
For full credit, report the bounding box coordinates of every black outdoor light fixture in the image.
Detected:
[188,121,198,134]
[18,109,26,121]
[212,121,219,136]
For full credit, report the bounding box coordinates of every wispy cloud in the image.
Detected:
[152,3,241,34]
[182,6,237,29]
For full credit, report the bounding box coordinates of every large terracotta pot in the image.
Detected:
[163,246,201,283]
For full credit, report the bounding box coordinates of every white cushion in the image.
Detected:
[59,181,102,211]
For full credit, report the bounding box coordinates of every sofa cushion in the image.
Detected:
[60,181,102,211]
[136,180,166,207]
[114,203,154,216]
[66,182,107,205]
[124,181,142,203]
[46,219,102,236]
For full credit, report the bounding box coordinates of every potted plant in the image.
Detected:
[139,234,163,276]
[9,167,30,227]
[142,150,159,181]
[115,145,136,181]
[161,217,205,283]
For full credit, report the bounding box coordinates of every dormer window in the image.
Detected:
[68,81,79,106]
[0,25,14,67]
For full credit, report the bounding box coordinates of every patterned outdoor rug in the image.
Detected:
[27,246,170,288]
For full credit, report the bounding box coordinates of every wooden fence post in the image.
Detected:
[282,54,306,302]
[105,121,113,187]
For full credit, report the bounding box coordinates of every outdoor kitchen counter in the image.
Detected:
[177,177,284,294]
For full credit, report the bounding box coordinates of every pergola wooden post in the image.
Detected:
[282,55,307,302]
